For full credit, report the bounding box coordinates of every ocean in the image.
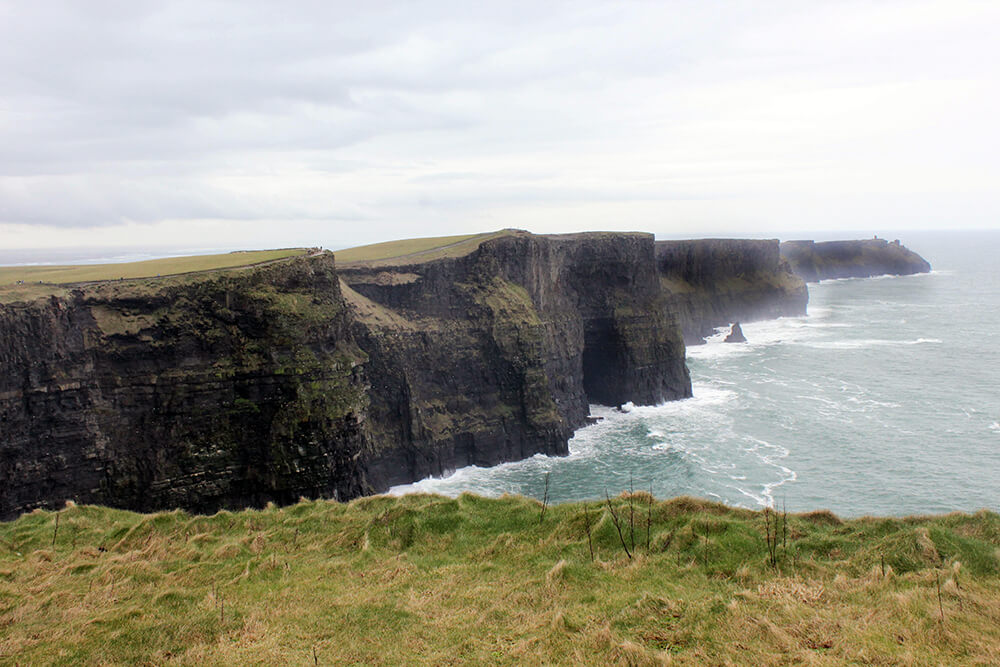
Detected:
[391,230,1000,517]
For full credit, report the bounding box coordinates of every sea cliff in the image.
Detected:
[780,238,931,282]
[0,231,840,518]
[340,231,690,490]
[0,256,370,519]
[656,239,807,343]
[0,231,696,518]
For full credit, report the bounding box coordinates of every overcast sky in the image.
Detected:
[2,0,998,252]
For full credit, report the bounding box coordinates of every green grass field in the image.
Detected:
[0,249,308,287]
[2,494,998,665]
[333,231,514,266]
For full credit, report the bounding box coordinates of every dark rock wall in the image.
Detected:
[341,231,691,490]
[2,231,815,518]
[656,239,808,344]
[0,256,369,519]
[780,239,931,282]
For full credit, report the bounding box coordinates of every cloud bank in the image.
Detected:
[1,0,998,250]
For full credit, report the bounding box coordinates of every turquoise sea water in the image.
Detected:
[392,230,1000,517]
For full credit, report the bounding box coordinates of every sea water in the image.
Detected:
[391,230,1000,517]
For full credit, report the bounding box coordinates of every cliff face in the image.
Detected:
[1,232,693,518]
[655,239,808,344]
[0,256,370,519]
[780,239,931,282]
[340,231,691,490]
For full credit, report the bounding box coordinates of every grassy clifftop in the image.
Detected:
[333,231,515,267]
[2,495,998,665]
[0,249,310,304]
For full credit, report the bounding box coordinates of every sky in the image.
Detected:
[1,0,999,254]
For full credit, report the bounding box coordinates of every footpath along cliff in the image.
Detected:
[2,231,907,518]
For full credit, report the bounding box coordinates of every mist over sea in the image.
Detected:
[393,230,1000,517]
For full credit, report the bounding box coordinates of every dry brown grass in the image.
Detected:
[0,497,998,665]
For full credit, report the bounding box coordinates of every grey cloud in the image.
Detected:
[1,0,998,235]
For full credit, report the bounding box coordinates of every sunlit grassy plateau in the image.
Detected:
[2,494,999,665]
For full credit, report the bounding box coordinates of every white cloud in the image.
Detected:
[1,0,998,251]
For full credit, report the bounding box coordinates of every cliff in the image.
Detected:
[0,232,692,518]
[780,238,931,282]
[0,256,370,520]
[339,231,691,490]
[655,239,808,344]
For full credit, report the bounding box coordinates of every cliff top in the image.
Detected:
[334,230,520,267]
[0,248,310,303]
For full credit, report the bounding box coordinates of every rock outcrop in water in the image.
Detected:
[780,238,931,282]
[0,231,696,518]
[724,322,746,343]
[655,239,807,344]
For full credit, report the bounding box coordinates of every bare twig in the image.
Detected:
[52,512,60,549]
[604,489,632,559]
[539,473,551,525]
[781,498,787,552]
[764,507,778,569]
[583,504,595,562]
[628,474,635,553]
[936,571,945,623]
[646,481,653,552]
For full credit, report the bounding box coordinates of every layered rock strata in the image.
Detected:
[0,256,369,519]
[1,232,692,518]
[340,231,691,490]
[656,239,808,344]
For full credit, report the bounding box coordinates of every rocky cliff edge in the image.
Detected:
[1,231,695,517]
[780,238,931,282]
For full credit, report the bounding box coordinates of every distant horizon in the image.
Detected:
[0,227,993,267]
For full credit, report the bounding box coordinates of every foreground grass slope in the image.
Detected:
[1,495,999,665]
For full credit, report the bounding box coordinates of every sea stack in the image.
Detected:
[724,322,747,343]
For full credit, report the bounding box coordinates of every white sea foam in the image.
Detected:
[802,337,941,350]
[387,238,1000,516]
[687,319,812,360]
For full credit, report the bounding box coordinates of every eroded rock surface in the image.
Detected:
[1,232,697,517]
[0,256,368,519]
[656,239,807,344]
[340,231,691,490]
